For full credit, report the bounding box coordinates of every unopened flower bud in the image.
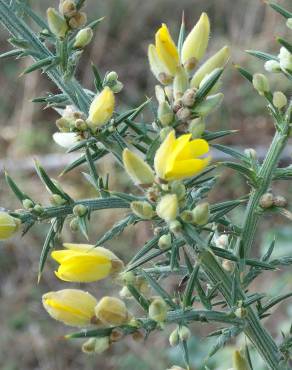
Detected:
[120,271,135,285]
[51,194,66,205]
[233,350,250,370]
[56,117,70,132]
[259,193,274,209]
[235,307,247,318]
[47,8,68,38]
[95,296,129,326]
[264,60,281,73]
[73,27,93,48]
[160,127,173,141]
[178,326,191,341]
[130,201,154,220]
[194,93,224,116]
[119,286,132,299]
[192,202,209,225]
[0,212,20,240]
[69,217,79,232]
[158,72,174,85]
[169,220,182,235]
[222,259,234,272]
[158,233,172,250]
[69,11,87,29]
[158,101,174,126]
[171,182,186,200]
[278,47,292,71]
[181,88,196,107]
[273,195,287,208]
[216,234,228,249]
[287,18,292,30]
[74,118,87,131]
[169,327,179,346]
[148,298,168,323]
[111,81,124,93]
[132,330,144,341]
[156,194,178,223]
[155,85,166,103]
[252,73,270,95]
[59,0,76,17]
[173,66,188,100]
[73,204,88,217]
[110,328,124,342]
[123,148,155,186]
[176,107,191,121]
[244,148,257,159]
[23,198,34,209]
[106,71,118,84]
[82,337,110,354]
[272,91,287,109]
[188,117,205,138]
[180,210,193,223]
[87,87,115,129]
[33,204,44,214]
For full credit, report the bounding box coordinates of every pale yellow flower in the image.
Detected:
[156,194,178,223]
[95,296,129,326]
[122,148,155,185]
[42,289,97,327]
[87,86,115,128]
[154,130,210,181]
[51,243,124,282]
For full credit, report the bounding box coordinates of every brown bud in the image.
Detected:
[69,11,87,29]
[259,193,274,209]
[273,195,287,208]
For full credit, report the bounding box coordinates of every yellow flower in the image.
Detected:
[148,44,173,85]
[181,13,210,71]
[0,212,19,240]
[87,86,115,129]
[95,296,129,326]
[51,243,124,282]
[154,130,210,181]
[42,289,97,327]
[155,23,179,76]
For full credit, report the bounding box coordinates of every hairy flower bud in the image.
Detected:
[130,201,154,219]
[51,194,66,205]
[155,85,166,103]
[171,182,186,201]
[233,350,250,370]
[176,107,191,121]
[235,307,247,318]
[73,204,88,217]
[82,337,110,354]
[169,327,179,346]
[259,193,274,209]
[181,13,210,71]
[287,18,292,30]
[169,220,182,235]
[23,198,34,209]
[0,212,19,240]
[178,326,191,341]
[56,117,70,132]
[95,296,129,326]
[278,47,292,71]
[216,234,228,249]
[191,46,230,87]
[180,210,193,223]
[59,0,76,17]
[192,202,209,225]
[68,11,87,29]
[156,194,178,223]
[264,60,281,73]
[181,88,196,107]
[222,259,234,272]
[148,298,168,323]
[273,195,287,208]
[111,81,124,93]
[193,93,224,116]
[173,66,189,100]
[74,27,93,48]
[252,73,270,95]
[188,117,205,138]
[158,101,174,126]
[272,91,287,109]
[122,148,155,185]
[47,8,68,38]
[158,233,172,250]
[244,148,257,159]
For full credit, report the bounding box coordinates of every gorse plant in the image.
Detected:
[0,1,291,369]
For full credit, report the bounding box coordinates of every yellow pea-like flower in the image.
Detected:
[51,243,124,283]
[95,296,129,326]
[191,45,230,88]
[155,23,179,76]
[148,44,173,85]
[42,289,97,327]
[0,212,19,240]
[181,13,210,71]
[154,130,210,181]
[87,86,115,129]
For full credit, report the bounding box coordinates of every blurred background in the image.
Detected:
[0,0,291,369]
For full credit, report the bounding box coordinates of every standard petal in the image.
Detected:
[154,130,176,179]
[165,157,210,181]
[176,138,209,160]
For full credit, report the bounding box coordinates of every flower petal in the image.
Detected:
[165,157,210,181]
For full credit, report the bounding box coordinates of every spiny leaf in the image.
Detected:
[268,1,292,19]
[20,56,58,75]
[127,284,150,311]
[234,64,253,83]
[246,50,278,62]
[38,218,58,281]
[60,149,108,175]
[195,68,223,102]
[5,171,33,203]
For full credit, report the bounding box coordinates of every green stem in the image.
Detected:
[236,128,289,257]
